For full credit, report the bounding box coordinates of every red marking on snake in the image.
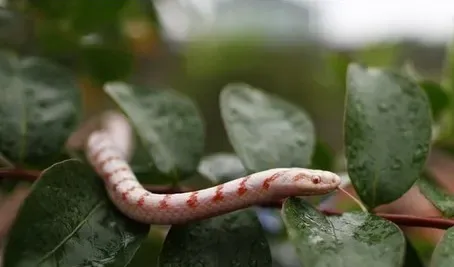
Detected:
[105,167,128,180]
[187,192,199,208]
[112,177,135,192]
[159,194,171,210]
[237,176,250,196]
[262,172,283,190]
[121,186,138,200]
[292,173,305,181]
[137,192,149,208]
[212,185,224,202]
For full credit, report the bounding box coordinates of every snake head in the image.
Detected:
[286,168,341,196]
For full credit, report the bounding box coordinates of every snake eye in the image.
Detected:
[311,176,321,184]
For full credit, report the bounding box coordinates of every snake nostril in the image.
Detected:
[312,176,320,184]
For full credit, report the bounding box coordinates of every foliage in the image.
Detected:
[1,1,454,267]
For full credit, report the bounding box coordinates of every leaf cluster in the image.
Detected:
[1,48,454,266]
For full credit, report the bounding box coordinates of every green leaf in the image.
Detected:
[419,80,449,120]
[417,174,454,217]
[402,62,450,121]
[197,152,247,183]
[345,63,432,208]
[0,52,81,169]
[281,197,406,267]
[126,230,164,267]
[129,138,172,185]
[431,226,454,267]
[3,159,149,266]
[158,209,272,267]
[104,82,205,179]
[220,83,315,172]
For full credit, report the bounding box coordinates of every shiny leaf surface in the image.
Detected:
[158,209,272,267]
[345,64,432,208]
[431,226,454,267]
[417,174,454,217]
[220,83,315,172]
[104,82,205,178]
[282,197,405,267]
[0,52,81,169]
[3,159,149,266]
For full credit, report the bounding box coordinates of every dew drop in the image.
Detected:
[390,159,402,171]
[412,145,428,163]
[378,102,390,113]
[295,137,307,147]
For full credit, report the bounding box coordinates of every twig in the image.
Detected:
[1,168,454,230]
[321,209,454,230]
[0,169,40,182]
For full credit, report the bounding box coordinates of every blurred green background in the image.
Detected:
[1,0,450,158]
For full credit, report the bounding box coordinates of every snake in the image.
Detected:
[85,130,342,225]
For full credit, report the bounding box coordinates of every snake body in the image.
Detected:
[85,130,341,225]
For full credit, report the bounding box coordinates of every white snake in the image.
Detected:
[85,130,341,225]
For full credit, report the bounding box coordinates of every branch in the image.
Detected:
[0,168,41,182]
[1,168,454,230]
[321,209,454,230]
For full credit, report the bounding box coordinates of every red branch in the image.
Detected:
[1,169,454,230]
[0,169,41,182]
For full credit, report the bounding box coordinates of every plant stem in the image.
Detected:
[1,168,453,230]
[0,168,41,182]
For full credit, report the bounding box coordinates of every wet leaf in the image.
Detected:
[104,82,205,179]
[0,52,81,169]
[220,83,315,172]
[282,197,405,267]
[158,209,272,267]
[3,159,149,266]
[431,226,454,267]
[197,152,247,183]
[417,174,454,217]
[345,63,432,208]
